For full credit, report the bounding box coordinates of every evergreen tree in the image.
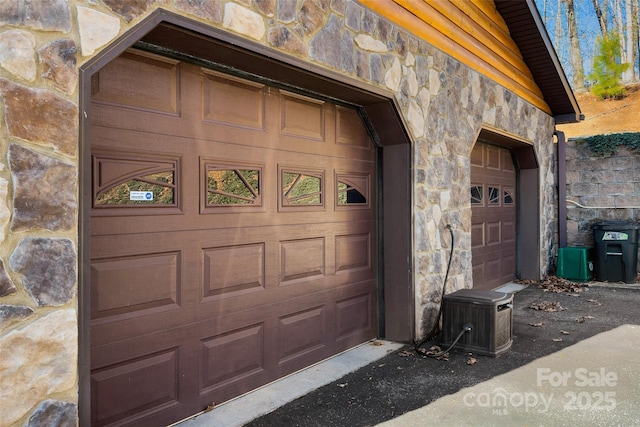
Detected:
[589,31,630,99]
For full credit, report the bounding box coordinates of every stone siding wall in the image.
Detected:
[0,1,556,425]
[565,139,640,263]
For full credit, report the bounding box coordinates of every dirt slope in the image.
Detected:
[556,83,640,138]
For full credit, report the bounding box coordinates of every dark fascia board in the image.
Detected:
[496,0,582,123]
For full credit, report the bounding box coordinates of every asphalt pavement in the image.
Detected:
[242,282,640,427]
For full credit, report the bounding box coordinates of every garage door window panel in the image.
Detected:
[336,172,369,208]
[203,162,262,209]
[488,185,500,205]
[470,184,483,205]
[93,153,179,210]
[503,187,514,204]
[279,167,324,210]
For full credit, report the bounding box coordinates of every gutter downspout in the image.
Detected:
[555,130,567,248]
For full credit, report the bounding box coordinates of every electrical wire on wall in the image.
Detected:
[414,224,456,357]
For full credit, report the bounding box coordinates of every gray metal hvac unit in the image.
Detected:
[441,289,513,357]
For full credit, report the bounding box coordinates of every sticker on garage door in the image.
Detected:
[130,191,153,201]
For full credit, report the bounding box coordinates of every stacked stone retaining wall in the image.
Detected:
[565,139,640,269]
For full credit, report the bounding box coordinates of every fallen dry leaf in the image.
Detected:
[587,299,602,305]
[371,341,384,346]
[529,301,565,312]
[204,403,215,412]
[529,322,544,327]
[467,357,478,365]
[536,276,586,293]
[560,330,570,335]
[576,315,595,323]
[423,346,449,360]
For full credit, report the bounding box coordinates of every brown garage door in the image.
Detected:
[470,142,516,290]
[89,49,377,426]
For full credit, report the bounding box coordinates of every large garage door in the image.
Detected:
[89,49,377,426]
[470,142,516,290]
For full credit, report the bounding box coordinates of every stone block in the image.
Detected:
[0,80,78,156]
[175,0,223,23]
[0,309,77,426]
[9,237,76,307]
[38,39,77,95]
[0,304,34,329]
[26,400,77,427]
[0,30,36,82]
[102,0,155,23]
[9,144,77,232]
[0,259,16,297]
[77,6,120,56]
[0,0,71,32]
[223,2,266,40]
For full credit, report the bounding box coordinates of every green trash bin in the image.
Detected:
[592,221,640,284]
[557,247,594,282]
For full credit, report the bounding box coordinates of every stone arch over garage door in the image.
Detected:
[79,10,412,426]
[470,128,540,290]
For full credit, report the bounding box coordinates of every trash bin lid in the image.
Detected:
[444,289,512,303]
[592,221,640,230]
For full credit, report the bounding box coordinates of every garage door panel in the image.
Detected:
[277,305,327,365]
[502,149,515,172]
[279,90,326,141]
[91,347,179,426]
[472,262,484,286]
[279,237,326,284]
[335,233,371,273]
[486,145,502,170]
[91,50,180,116]
[199,323,266,394]
[486,258,500,275]
[335,292,373,342]
[486,221,501,245]
[202,243,265,300]
[502,220,516,242]
[501,253,516,281]
[201,69,266,130]
[91,251,181,322]
[335,106,371,149]
[471,223,484,248]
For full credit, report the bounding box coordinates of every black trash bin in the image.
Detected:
[592,221,640,284]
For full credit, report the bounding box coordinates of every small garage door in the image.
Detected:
[470,142,516,290]
[89,49,377,426]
